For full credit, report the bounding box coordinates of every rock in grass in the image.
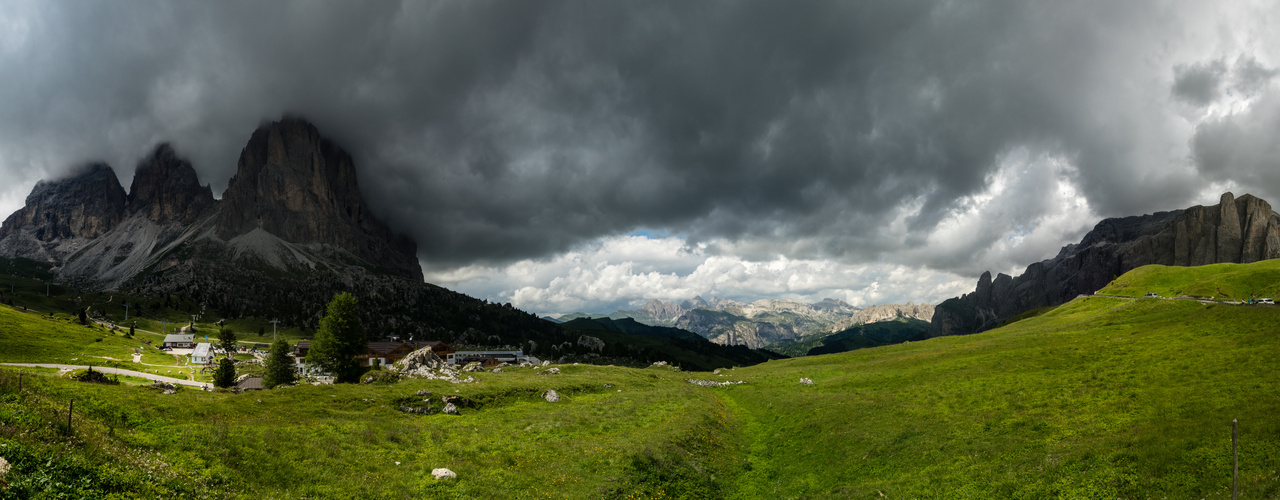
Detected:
[538,367,561,376]
[490,367,503,373]
[416,389,431,396]
[543,389,560,402]
[443,403,459,415]
[432,468,456,479]
[799,377,815,385]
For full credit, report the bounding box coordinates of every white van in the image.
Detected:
[1259,298,1274,305]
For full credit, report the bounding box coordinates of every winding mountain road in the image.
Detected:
[0,363,211,389]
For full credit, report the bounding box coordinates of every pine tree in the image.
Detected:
[218,327,238,356]
[213,358,236,388]
[263,339,297,388]
[306,292,365,383]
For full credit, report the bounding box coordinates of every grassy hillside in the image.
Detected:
[1100,259,1280,300]
[2,262,1280,497]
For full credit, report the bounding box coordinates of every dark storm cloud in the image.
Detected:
[1,1,1275,276]
[1173,59,1227,106]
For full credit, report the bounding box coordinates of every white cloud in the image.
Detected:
[429,234,973,316]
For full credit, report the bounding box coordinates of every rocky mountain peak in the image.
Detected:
[127,143,216,224]
[929,191,1280,337]
[0,162,126,243]
[216,117,421,280]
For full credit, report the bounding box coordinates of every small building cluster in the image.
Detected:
[286,340,531,373]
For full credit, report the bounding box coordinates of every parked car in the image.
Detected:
[1143,292,1159,298]
[1260,298,1274,305]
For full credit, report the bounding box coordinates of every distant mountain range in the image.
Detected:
[551,297,935,350]
[930,192,1280,338]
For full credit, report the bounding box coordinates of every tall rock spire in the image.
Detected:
[127,143,216,224]
[217,117,421,280]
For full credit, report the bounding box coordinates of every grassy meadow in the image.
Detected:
[2,262,1280,498]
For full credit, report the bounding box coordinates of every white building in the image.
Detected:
[191,343,215,365]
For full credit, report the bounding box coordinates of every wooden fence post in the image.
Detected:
[1232,419,1238,500]
[67,398,74,435]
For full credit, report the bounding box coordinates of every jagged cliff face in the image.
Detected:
[0,163,127,242]
[217,117,420,280]
[127,143,216,224]
[0,163,127,263]
[930,192,1280,337]
[669,298,934,349]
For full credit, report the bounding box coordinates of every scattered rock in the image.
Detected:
[604,383,613,388]
[442,403,459,415]
[712,368,722,375]
[0,455,9,479]
[543,389,560,402]
[687,379,746,387]
[462,362,485,373]
[442,395,477,408]
[162,389,176,395]
[538,367,561,375]
[652,361,668,367]
[432,468,456,480]
[799,377,815,385]
[541,360,551,367]
[399,405,432,415]
[490,368,503,373]
[416,389,431,397]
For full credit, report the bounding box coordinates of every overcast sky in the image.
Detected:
[2,1,1278,315]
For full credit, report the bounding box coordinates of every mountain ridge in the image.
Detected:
[929,191,1280,337]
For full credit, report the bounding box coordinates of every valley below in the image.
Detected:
[2,261,1279,498]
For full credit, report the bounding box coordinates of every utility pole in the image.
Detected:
[270,319,280,341]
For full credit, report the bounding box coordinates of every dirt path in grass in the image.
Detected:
[0,362,211,388]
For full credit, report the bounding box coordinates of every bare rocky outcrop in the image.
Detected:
[127,143,216,224]
[826,302,935,333]
[0,163,127,263]
[216,117,421,280]
[930,192,1280,337]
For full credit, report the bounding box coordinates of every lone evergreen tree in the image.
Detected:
[263,339,297,388]
[218,327,238,357]
[306,292,365,383]
[78,307,88,325]
[213,357,236,388]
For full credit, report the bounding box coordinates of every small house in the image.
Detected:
[291,341,311,368]
[191,343,215,364]
[162,334,195,349]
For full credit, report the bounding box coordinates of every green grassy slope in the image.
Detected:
[1100,259,1280,300]
[720,296,1280,498]
[2,263,1279,498]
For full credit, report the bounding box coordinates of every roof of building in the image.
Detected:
[368,341,413,355]
[236,377,263,390]
[192,343,213,358]
[164,334,195,343]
